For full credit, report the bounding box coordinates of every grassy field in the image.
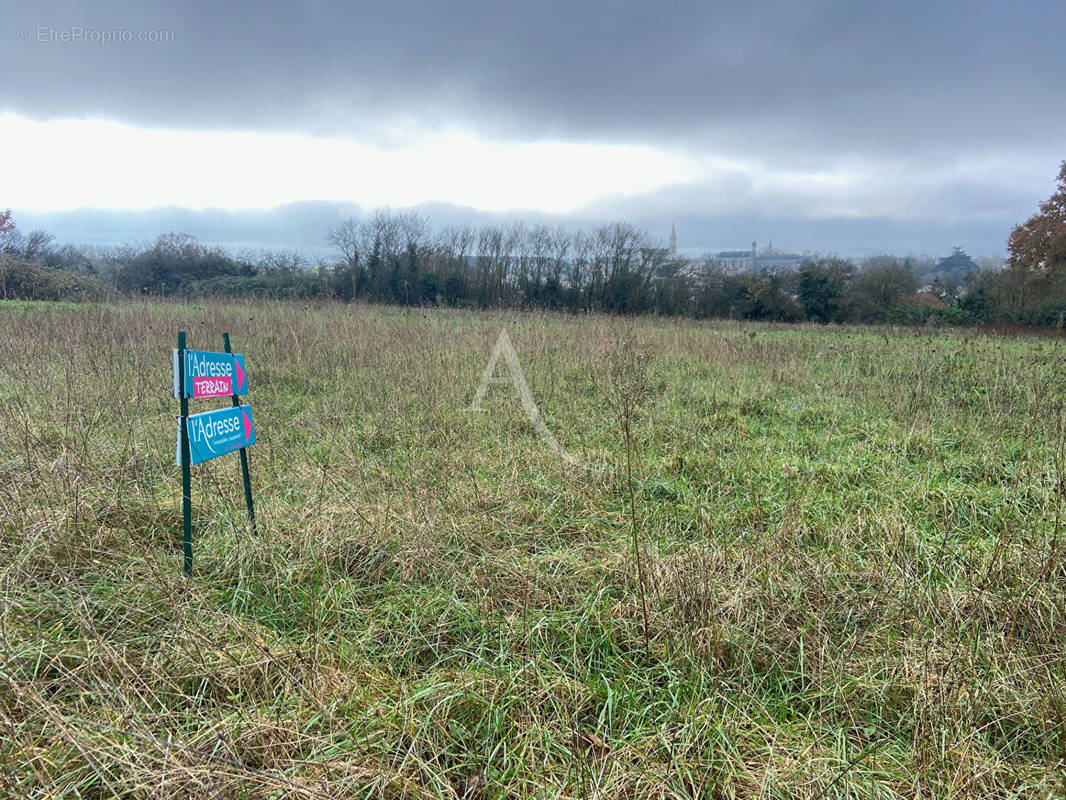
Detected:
[1,300,1064,798]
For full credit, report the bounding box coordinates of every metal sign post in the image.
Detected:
[177,331,193,575]
[223,332,256,535]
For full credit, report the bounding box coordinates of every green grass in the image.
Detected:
[1,299,1064,798]
[0,298,80,316]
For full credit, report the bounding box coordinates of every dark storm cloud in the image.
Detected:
[5,0,1062,254]
[4,0,1063,160]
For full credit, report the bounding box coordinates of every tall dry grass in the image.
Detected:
[0,299,1064,798]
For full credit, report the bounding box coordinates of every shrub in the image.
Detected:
[0,257,109,302]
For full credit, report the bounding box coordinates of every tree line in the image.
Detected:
[1,161,1064,325]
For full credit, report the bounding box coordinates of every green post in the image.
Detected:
[178,331,193,576]
[223,332,257,535]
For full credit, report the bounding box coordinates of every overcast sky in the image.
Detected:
[3,0,1064,256]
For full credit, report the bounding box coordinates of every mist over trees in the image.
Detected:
[2,161,1066,326]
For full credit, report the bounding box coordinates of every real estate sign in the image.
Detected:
[174,331,258,576]
[178,404,256,466]
[173,348,248,398]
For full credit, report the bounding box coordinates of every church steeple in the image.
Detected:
[668,221,677,257]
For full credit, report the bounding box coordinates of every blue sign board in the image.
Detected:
[178,404,256,466]
[172,348,248,398]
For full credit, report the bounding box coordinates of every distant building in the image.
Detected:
[757,249,808,271]
[713,241,758,271]
[711,241,808,272]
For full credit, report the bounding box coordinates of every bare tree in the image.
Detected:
[0,209,15,298]
[327,217,362,299]
[22,230,56,262]
[254,249,309,272]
